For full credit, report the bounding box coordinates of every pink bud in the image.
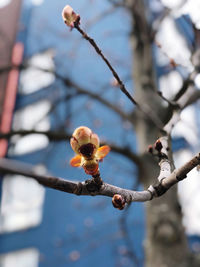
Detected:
[62,5,80,28]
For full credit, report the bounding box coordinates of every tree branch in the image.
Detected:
[73,24,163,130]
[62,77,132,122]
[74,24,138,107]
[0,129,71,141]
[0,152,199,203]
[163,85,198,135]
[0,63,132,122]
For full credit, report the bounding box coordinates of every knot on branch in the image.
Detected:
[153,179,168,197]
[85,178,102,194]
[92,172,103,185]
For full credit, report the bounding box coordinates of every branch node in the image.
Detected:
[147,185,155,200]
[153,178,168,197]
[85,178,102,194]
[154,139,163,153]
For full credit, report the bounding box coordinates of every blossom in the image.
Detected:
[62,5,80,29]
[70,126,110,175]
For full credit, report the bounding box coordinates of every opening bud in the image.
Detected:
[70,126,99,156]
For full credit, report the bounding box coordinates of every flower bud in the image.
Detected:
[110,77,119,87]
[62,5,80,28]
[90,133,99,148]
[70,126,99,156]
[73,126,92,145]
[112,194,126,210]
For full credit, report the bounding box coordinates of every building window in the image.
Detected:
[0,170,45,233]
[0,248,39,267]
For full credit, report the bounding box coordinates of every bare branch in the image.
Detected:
[0,63,132,122]
[173,77,194,102]
[73,24,163,130]
[74,24,138,107]
[0,152,199,203]
[148,138,200,198]
[163,85,198,134]
[157,91,179,109]
[183,88,200,107]
[0,129,70,141]
[62,77,132,122]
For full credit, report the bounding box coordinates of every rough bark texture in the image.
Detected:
[141,156,190,267]
[127,0,192,266]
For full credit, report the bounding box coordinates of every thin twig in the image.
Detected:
[75,24,138,107]
[0,63,131,122]
[74,24,164,130]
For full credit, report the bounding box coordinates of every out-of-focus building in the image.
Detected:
[0,0,23,157]
[0,2,43,266]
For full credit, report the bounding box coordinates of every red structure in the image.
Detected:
[0,0,23,157]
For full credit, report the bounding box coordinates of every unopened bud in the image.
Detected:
[62,5,80,28]
[110,77,119,87]
[154,139,163,152]
[72,126,92,145]
[112,194,126,210]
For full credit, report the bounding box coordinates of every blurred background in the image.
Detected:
[0,0,200,266]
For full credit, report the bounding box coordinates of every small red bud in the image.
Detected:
[112,194,126,210]
[154,139,163,152]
